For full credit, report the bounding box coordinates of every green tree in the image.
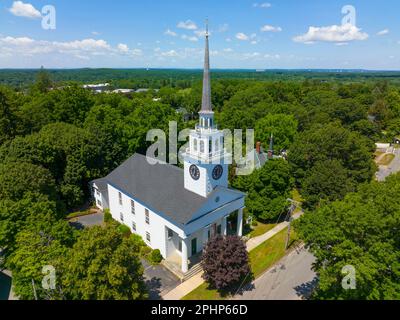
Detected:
[84,104,127,172]
[0,194,60,259]
[232,159,293,221]
[301,160,355,207]
[32,66,52,94]
[61,224,148,300]
[6,217,75,300]
[289,123,376,186]
[0,86,18,145]
[295,174,400,299]
[0,162,57,202]
[255,114,298,151]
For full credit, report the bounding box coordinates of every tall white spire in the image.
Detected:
[200,20,212,113]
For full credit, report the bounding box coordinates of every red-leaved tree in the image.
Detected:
[201,235,251,290]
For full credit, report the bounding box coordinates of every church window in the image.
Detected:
[131,200,135,215]
[145,209,150,224]
[120,212,124,222]
[194,139,198,151]
[118,192,123,205]
[215,139,219,152]
[132,222,136,231]
[146,232,151,243]
[200,141,205,153]
[209,140,212,153]
[167,228,173,240]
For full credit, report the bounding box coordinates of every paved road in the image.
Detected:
[376,148,400,181]
[232,247,317,300]
[69,212,104,229]
[141,259,180,300]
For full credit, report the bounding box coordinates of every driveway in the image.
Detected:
[232,247,317,300]
[69,212,104,229]
[141,259,180,300]
[376,148,400,181]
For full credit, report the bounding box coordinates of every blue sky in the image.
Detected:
[0,0,399,69]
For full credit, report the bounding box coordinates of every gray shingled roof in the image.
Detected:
[94,153,237,226]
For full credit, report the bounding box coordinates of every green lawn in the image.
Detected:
[182,228,299,300]
[291,189,304,204]
[248,222,277,238]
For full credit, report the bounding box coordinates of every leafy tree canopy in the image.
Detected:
[295,174,400,300]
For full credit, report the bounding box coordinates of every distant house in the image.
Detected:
[176,107,191,122]
[82,83,111,93]
[235,136,285,175]
[113,89,134,94]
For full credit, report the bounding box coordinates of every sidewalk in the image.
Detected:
[162,210,304,300]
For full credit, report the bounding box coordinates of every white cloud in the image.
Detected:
[164,29,177,37]
[260,25,282,32]
[253,3,271,8]
[264,54,281,59]
[177,20,197,30]
[335,42,348,46]
[9,1,41,19]
[0,36,143,59]
[91,31,100,36]
[243,52,261,59]
[117,43,129,53]
[236,32,249,41]
[293,23,369,43]
[182,34,198,42]
[377,29,389,36]
[251,41,258,45]
[223,48,233,52]
[131,49,143,56]
[160,50,179,57]
[218,24,229,33]
[1,36,35,46]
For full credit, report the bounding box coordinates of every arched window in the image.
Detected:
[200,140,205,153]
[193,139,198,152]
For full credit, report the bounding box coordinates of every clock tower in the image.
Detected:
[183,23,229,198]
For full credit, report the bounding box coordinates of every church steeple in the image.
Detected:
[183,21,229,197]
[201,21,212,113]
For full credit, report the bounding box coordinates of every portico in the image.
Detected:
[165,207,244,274]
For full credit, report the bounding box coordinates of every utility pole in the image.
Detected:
[285,199,300,250]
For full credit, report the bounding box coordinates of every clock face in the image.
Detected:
[189,165,200,181]
[212,165,224,180]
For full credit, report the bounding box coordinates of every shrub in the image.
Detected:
[103,208,112,223]
[117,224,131,238]
[140,246,152,258]
[202,235,251,290]
[149,249,163,265]
[130,233,146,248]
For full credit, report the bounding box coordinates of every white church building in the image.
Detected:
[91,28,246,275]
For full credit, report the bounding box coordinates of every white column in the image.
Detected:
[237,208,243,237]
[181,238,189,273]
[222,216,228,236]
[203,226,209,245]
